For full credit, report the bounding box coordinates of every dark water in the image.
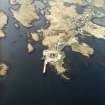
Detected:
[0,0,105,105]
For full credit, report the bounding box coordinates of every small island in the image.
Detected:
[0,63,8,76]
[10,0,39,27]
[0,11,8,38]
